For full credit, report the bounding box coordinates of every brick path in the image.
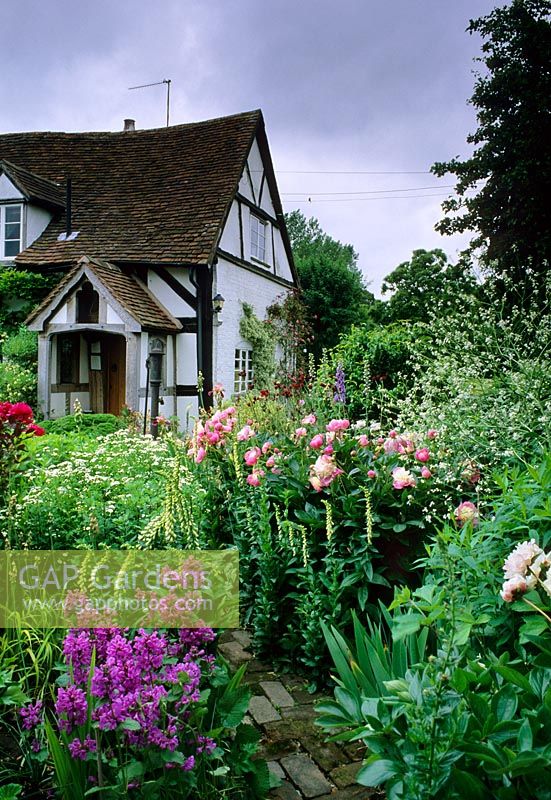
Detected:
[218,630,382,800]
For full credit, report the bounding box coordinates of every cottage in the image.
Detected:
[0,110,297,426]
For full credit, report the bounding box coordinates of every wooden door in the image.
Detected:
[106,336,126,416]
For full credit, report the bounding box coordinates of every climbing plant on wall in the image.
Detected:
[239,303,276,391]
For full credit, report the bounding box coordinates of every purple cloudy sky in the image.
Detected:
[1,0,498,294]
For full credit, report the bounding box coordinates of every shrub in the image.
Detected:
[42,413,123,436]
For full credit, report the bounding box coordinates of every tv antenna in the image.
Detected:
[128,78,172,127]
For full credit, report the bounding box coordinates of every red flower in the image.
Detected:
[27,424,46,437]
[6,402,34,425]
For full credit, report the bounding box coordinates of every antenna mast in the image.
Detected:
[128,79,172,126]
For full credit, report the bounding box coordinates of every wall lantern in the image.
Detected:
[212,293,225,314]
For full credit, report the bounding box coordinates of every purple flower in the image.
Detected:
[55,686,87,732]
[333,362,346,404]
[68,736,97,760]
[19,700,43,730]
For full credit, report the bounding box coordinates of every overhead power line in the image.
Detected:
[282,192,456,203]
[281,184,456,197]
[255,169,434,175]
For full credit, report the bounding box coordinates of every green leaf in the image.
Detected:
[356,756,400,787]
[0,786,22,800]
[493,684,518,722]
[450,767,486,800]
[517,718,533,751]
[120,718,142,731]
[392,613,423,641]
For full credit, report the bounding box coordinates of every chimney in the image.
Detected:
[123,118,136,132]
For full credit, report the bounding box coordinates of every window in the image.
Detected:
[58,334,80,385]
[234,348,254,394]
[250,214,267,263]
[1,204,22,258]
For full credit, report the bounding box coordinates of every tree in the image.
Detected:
[285,210,375,358]
[433,0,551,304]
[381,248,478,323]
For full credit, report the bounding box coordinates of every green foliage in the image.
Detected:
[433,0,551,305]
[0,267,58,334]
[285,210,374,359]
[0,361,36,407]
[42,413,124,436]
[381,248,478,324]
[1,328,37,369]
[318,456,551,798]
[239,303,276,391]
[314,324,413,421]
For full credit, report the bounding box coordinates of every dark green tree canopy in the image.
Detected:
[285,210,375,358]
[381,248,478,323]
[433,0,551,298]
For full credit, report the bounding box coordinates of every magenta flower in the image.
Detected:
[421,466,432,479]
[367,469,377,479]
[19,700,43,730]
[244,447,261,466]
[326,419,350,433]
[415,448,430,463]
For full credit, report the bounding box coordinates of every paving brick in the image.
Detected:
[300,735,345,772]
[232,629,252,649]
[281,753,333,798]
[248,695,282,725]
[269,780,302,799]
[247,658,270,673]
[268,760,286,781]
[218,640,251,665]
[281,704,317,721]
[329,761,363,788]
[261,680,295,708]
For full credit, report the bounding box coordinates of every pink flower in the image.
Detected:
[427,428,438,439]
[357,435,369,447]
[308,454,343,492]
[392,467,416,490]
[500,574,528,603]
[206,431,220,445]
[226,406,236,415]
[195,447,206,464]
[415,448,430,463]
[301,414,317,425]
[237,425,255,441]
[389,429,398,438]
[503,540,544,580]
[309,434,324,449]
[367,469,377,479]
[295,427,307,438]
[261,441,273,454]
[323,444,334,455]
[246,470,265,487]
[454,501,479,526]
[265,455,276,468]
[326,419,350,433]
[244,447,261,466]
[421,467,432,479]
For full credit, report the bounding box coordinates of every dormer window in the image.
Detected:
[250,214,267,263]
[1,204,22,258]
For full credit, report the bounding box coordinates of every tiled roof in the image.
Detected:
[0,160,65,210]
[0,110,261,267]
[26,257,182,333]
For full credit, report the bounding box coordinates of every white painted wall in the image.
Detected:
[0,175,23,200]
[213,256,290,396]
[26,205,53,249]
[147,268,195,315]
[175,333,197,384]
[106,304,124,324]
[50,306,68,324]
[218,200,241,256]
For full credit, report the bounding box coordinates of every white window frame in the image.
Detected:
[250,213,268,264]
[0,203,23,259]
[234,348,254,394]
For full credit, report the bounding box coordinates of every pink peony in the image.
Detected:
[237,425,255,441]
[301,414,316,425]
[265,455,276,468]
[415,448,430,463]
[357,435,369,447]
[323,444,334,455]
[454,501,479,526]
[244,447,261,466]
[367,469,377,479]
[392,467,416,490]
[246,471,264,487]
[500,574,528,603]
[295,427,307,438]
[502,539,544,580]
[261,441,273,455]
[308,454,343,492]
[309,434,324,449]
[326,419,350,433]
[421,466,432,479]
[195,447,207,464]
[427,428,438,439]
